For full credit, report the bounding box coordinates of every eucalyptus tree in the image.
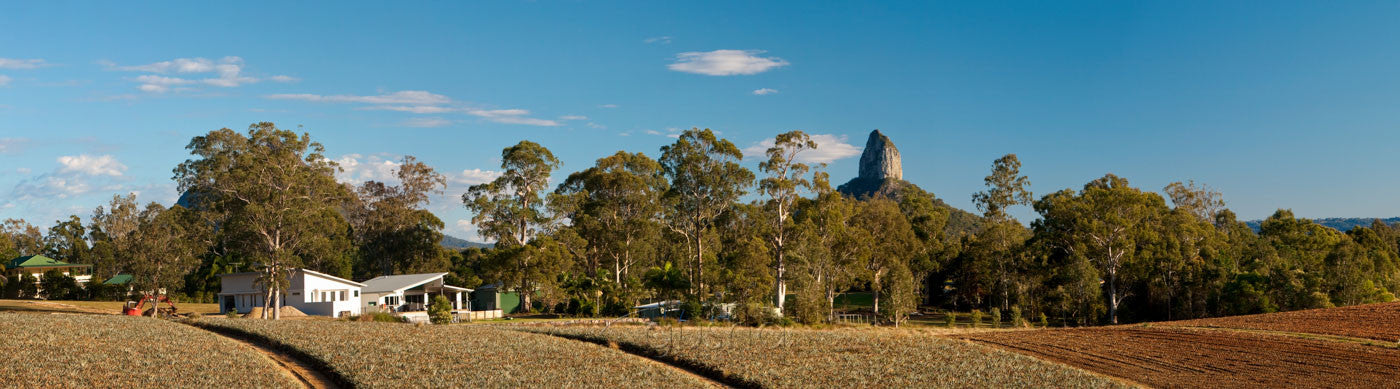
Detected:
[43,215,90,265]
[758,130,818,311]
[852,198,918,316]
[555,151,667,286]
[352,155,447,277]
[88,194,141,279]
[463,140,561,311]
[174,123,351,319]
[971,154,1033,310]
[1034,174,1166,324]
[659,128,754,294]
[792,172,864,322]
[129,204,210,317]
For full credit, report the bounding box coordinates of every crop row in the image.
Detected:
[0,312,299,388]
[196,318,715,388]
[518,325,1128,388]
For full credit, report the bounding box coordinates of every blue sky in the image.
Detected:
[3,2,1400,240]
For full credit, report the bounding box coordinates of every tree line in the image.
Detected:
[2,122,1396,325]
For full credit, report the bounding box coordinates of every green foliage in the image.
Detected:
[1037,312,1048,327]
[429,295,453,324]
[1010,306,1023,327]
[463,140,562,313]
[971,309,983,327]
[945,311,957,328]
[990,307,1002,327]
[39,270,80,300]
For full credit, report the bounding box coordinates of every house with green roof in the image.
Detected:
[5,255,94,284]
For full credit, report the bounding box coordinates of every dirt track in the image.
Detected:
[967,326,1400,388]
[181,321,340,389]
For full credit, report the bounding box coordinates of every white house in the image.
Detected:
[218,268,365,318]
[361,272,502,321]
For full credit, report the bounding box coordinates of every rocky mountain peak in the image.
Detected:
[857,129,902,181]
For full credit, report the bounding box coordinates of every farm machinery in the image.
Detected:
[123,289,179,317]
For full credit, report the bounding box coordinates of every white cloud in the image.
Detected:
[0,58,47,69]
[559,115,588,121]
[742,134,862,164]
[599,104,618,109]
[267,90,452,105]
[752,88,779,95]
[269,75,299,83]
[587,122,606,129]
[0,75,9,86]
[466,109,560,126]
[645,128,687,138]
[453,169,501,186]
[57,155,127,176]
[668,50,789,76]
[332,154,402,184]
[402,117,453,128]
[110,56,264,91]
[15,167,31,175]
[644,36,673,44]
[363,105,458,114]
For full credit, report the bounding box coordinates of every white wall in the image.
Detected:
[218,271,363,318]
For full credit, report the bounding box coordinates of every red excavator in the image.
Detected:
[123,291,178,317]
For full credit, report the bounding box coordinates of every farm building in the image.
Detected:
[5,255,93,284]
[470,283,523,314]
[218,269,365,318]
[361,272,502,321]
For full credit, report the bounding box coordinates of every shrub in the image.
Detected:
[1038,312,1049,327]
[945,311,957,328]
[40,270,81,300]
[225,310,240,319]
[971,309,983,328]
[1010,306,1023,327]
[353,312,407,323]
[187,312,203,319]
[990,308,1002,328]
[429,295,453,324]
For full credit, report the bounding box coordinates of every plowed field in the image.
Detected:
[966,327,1400,388]
[1169,302,1400,342]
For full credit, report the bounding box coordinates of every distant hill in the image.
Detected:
[1244,217,1400,232]
[440,235,493,250]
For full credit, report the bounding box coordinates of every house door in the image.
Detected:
[223,296,236,313]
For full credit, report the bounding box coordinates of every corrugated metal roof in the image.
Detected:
[361,272,449,293]
[103,274,133,285]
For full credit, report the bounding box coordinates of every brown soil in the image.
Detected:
[966,326,1400,388]
[1168,302,1400,342]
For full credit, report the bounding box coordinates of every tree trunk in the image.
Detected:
[1107,268,1119,324]
[774,248,786,310]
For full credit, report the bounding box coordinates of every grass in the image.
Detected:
[196,318,717,388]
[0,299,221,315]
[519,325,1130,388]
[0,312,300,388]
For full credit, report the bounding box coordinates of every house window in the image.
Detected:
[339,290,347,301]
[354,290,359,297]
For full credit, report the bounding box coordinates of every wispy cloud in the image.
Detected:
[644,36,673,44]
[402,117,453,128]
[268,75,300,83]
[466,109,560,126]
[0,138,28,154]
[106,56,265,92]
[668,50,789,76]
[742,134,861,164]
[598,104,619,109]
[0,58,48,69]
[559,115,588,121]
[267,90,452,105]
[0,75,9,87]
[752,88,779,95]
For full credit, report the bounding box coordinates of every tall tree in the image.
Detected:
[352,155,448,277]
[129,204,210,317]
[463,140,560,311]
[43,215,90,264]
[1034,174,1166,324]
[555,151,667,286]
[852,198,918,317]
[659,128,754,294]
[758,130,818,311]
[88,194,142,279]
[792,172,864,322]
[174,122,351,320]
[971,154,1033,310]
